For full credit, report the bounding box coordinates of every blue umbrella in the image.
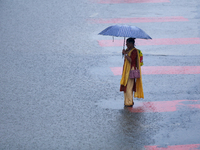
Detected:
[99,24,152,49]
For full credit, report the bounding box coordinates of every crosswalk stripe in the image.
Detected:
[128,100,200,113]
[144,144,200,150]
[110,66,200,75]
[98,38,200,47]
[93,0,170,4]
[90,16,188,24]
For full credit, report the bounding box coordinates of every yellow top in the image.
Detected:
[120,48,134,86]
[134,50,144,99]
[120,48,144,99]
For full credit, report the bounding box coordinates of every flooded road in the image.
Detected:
[0,0,200,149]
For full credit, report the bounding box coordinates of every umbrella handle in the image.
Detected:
[122,37,126,58]
[123,37,126,49]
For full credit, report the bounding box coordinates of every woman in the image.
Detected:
[120,38,144,107]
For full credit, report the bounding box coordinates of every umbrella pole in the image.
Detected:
[122,37,126,58]
[123,37,126,50]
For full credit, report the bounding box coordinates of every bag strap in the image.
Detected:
[136,50,139,69]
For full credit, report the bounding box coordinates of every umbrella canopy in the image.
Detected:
[98,24,152,39]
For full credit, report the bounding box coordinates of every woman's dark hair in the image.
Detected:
[126,38,135,45]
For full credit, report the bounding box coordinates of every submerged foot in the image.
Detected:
[124,102,134,107]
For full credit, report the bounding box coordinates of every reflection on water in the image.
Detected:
[116,107,160,149]
[96,99,163,149]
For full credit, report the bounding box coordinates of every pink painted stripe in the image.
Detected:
[91,16,188,24]
[110,66,200,76]
[128,100,200,113]
[93,0,170,4]
[98,38,200,47]
[145,144,200,150]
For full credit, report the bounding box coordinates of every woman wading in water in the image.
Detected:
[120,38,144,107]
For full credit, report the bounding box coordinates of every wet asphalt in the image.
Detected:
[0,0,200,149]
